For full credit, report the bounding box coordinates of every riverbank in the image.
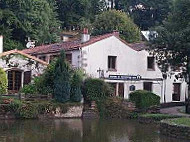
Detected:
[161,118,190,140]
[0,98,83,119]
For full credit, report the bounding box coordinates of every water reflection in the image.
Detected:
[0,119,188,142]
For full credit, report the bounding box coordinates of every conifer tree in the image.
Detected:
[70,71,83,102]
[54,50,70,103]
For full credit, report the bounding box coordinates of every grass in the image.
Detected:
[167,118,190,127]
[140,113,180,121]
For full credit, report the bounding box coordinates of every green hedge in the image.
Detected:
[82,78,113,102]
[129,90,160,109]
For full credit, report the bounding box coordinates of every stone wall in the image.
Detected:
[160,120,190,140]
[0,105,84,120]
[54,105,83,118]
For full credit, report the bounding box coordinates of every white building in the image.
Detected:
[22,31,188,103]
[0,36,48,94]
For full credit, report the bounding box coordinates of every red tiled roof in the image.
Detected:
[22,32,147,55]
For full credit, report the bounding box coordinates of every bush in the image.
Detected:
[0,68,8,95]
[82,78,114,102]
[129,90,160,109]
[20,84,37,94]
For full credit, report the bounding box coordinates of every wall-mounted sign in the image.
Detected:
[108,75,142,81]
[129,85,136,91]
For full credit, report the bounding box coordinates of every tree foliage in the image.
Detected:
[70,70,83,102]
[54,50,71,103]
[107,0,172,30]
[150,0,190,75]
[150,0,190,109]
[0,0,60,51]
[56,0,105,29]
[0,67,8,95]
[93,10,141,43]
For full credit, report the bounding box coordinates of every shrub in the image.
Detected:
[129,90,160,109]
[70,70,83,102]
[82,78,114,102]
[54,50,71,103]
[0,67,8,95]
[20,84,37,94]
[16,102,38,119]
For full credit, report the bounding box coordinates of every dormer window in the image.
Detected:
[108,56,117,71]
[147,57,155,70]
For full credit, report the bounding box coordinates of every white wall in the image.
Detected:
[0,55,46,78]
[79,36,187,103]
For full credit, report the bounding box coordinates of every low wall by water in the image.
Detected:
[0,105,84,120]
[160,120,190,140]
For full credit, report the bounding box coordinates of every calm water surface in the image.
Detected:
[0,119,188,142]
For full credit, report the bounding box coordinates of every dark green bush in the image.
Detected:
[97,97,134,118]
[83,78,114,102]
[129,90,160,109]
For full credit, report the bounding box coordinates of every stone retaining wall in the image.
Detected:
[138,116,160,124]
[160,120,190,140]
[0,105,84,120]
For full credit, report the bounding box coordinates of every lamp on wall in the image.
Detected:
[97,68,104,78]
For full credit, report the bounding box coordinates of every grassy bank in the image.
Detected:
[166,118,190,127]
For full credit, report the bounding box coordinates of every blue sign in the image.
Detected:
[108,75,142,81]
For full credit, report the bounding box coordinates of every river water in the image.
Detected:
[0,119,188,142]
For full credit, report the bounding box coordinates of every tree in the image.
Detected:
[93,10,141,43]
[106,0,172,30]
[150,0,190,113]
[54,50,71,103]
[0,67,8,95]
[70,70,83,102]
[55,0,105,30]
[0,0,60,51]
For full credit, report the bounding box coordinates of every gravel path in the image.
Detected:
[160,106,190,117]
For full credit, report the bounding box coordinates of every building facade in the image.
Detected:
[0,37,48,94]
[22,32,188,103]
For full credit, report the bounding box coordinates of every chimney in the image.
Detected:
[0,36,3,53]
[81,28,90,43]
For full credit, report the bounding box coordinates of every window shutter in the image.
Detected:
[24,71,31,85]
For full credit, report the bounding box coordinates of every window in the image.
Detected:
[108,56,117,70]
[66,53,72,64]
[147,57,155,70]
[24,71,31,85]
[143,82,153,92]
[8,70,22,92]
[39,56,46,61]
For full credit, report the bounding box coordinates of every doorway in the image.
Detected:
[8,70,22,93]
[172,83,181,101]
[118,83,124,98]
